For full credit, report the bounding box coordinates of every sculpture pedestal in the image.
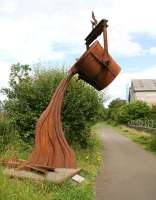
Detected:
[4,168,81,184]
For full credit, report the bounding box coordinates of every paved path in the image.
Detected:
[96,125,156,200]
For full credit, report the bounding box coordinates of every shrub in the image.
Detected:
[125,101,151,120]
[151,105,156,125]
[0,113,15,151]
[1,64,105,147]
[117,105,130,123]
[108,98,127,122]
[108,99,151,124]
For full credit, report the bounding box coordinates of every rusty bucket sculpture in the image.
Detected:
[1,15,121,175]
[74,19,120,90]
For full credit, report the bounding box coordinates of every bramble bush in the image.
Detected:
[1,64,105,147]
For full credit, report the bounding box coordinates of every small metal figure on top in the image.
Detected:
[91,11,98,29]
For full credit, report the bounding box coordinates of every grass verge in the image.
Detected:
[107,122,156,155]
[0,124,103,200]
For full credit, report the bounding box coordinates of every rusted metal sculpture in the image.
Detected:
[1,14,121,174]
[21,68,77,171]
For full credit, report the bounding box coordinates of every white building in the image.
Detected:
[129,79,156,105]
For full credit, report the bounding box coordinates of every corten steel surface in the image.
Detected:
[20,69,77,170]
[1,15,121,173]
[75,19,121,91]
[74,40,121,90]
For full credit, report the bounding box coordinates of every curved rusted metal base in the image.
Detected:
[22,67,77,169]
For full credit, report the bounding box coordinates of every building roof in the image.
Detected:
[132,79,156,91]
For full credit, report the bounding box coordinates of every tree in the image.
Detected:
[1,64,105,147]
[109,98,126,109]
[108,98,127,121]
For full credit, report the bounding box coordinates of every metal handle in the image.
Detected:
[85,19,110,66]
[85,19,108,49]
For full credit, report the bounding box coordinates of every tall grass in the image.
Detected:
[115,125,156,154]
[0,124,103,200]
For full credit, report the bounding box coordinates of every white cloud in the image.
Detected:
[0,0,156,101]
[149,47,156,55]
[0,61,11,88]
[0,0,154,66]
[108,31,143,57]
[0,0,155,65]
[0,1,17,14]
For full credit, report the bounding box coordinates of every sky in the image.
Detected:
[0,0,156,104]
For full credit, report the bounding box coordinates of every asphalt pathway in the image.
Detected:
[96,125,156,200]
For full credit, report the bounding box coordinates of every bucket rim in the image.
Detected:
[74,40,102,67]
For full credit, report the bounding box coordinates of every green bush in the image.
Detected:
[125,101,151,120]
[116,105,130,123]
[1,64,105,147]
[108,99,151,124]
[108,98,127,122]
[117,101,151,124]
[151,105,156,128]
[0,113,15,151]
